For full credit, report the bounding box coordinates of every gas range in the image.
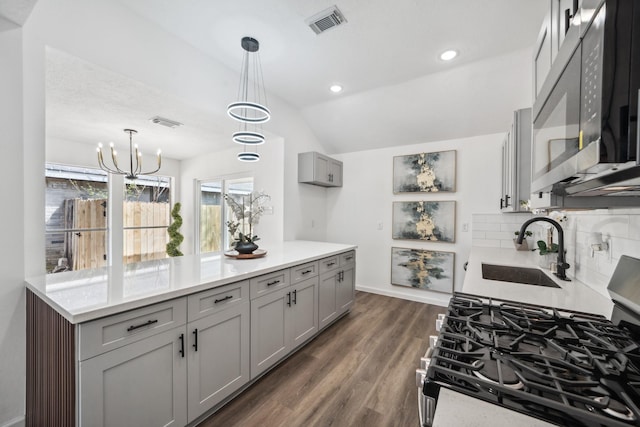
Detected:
[417,255,640,427]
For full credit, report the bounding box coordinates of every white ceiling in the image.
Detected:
[45,0,549,159]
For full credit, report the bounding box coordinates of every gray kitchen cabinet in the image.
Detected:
[78,297,188,426]
[186,282,250,422]
[298,151,343,187]
[319,251,355,330]
[500,108,532,213]
[533,8,553,98]
[534,0,582,101]
[290,277,319,349]
[250,273,319,378]
[250,286,290,378]
[79,326,188,427]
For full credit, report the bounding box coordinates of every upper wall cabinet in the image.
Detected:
[500,108,532,213]
[298,152,343,187]
[533,0,582,101]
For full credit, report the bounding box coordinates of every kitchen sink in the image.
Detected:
[481,263,561,288]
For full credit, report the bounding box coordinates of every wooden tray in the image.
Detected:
[224,249,267,259]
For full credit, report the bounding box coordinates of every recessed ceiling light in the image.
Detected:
[440,50,458,61]
[330,84,343,93]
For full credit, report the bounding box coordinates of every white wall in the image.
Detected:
[326,133,504,307]
[0,24,25,427]
[180,138,285,254]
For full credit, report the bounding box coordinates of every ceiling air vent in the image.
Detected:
[306,6,347,35]
[149,116,183,129]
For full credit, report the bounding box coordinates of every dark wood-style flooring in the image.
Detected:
[200,291,446,427]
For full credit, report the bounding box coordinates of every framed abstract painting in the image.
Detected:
[393,150,456,193]
[392,201,455,243]
[391,247,455,293]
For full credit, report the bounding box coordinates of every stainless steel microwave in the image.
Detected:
[531,0,640,197]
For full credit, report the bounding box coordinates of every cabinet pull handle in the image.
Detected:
[326,262,336,267]
[192,329,198,352]
[127,319,158,332]
[179,333,185,358]
[505,195,510,207]
[293,289,297,305]
[500,198,504,209]
[345,256,353,261]
[214,295,233,304]
[267,279,280,286]
[287,292,292,307]
[301,269,312,275]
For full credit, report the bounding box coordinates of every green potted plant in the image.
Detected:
[513,230,533,251]
[166,202,184,257]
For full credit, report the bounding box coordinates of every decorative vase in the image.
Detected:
[538,253,555,269]
[235,241,258,255]
[513,238,530,251]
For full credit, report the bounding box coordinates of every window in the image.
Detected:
[45,163,173,273]
[197,176,253,253]
[123,175,171,265]
[45,163,108,273]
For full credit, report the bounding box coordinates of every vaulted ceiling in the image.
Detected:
[45,1,549,159]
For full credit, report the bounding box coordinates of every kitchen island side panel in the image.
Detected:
[26,289,75,427]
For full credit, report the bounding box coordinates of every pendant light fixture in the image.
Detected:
[228,36,270,162]
[96,129,161,179]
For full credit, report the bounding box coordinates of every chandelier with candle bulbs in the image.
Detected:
[96,129,161,179]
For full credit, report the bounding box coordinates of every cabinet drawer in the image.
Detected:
[188,280,249,322]
[79,298,187,361]
[339,251,355,266]
[291,261,319,283]
[319,256,339,274]
[250,269,290,299]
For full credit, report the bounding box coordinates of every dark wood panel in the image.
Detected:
[200,291,445,427]
[26,289,75,427]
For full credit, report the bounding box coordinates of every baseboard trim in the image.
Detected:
[1,416,25,427]
[355,285,449,307]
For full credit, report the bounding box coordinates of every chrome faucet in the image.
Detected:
[516,217,571,281]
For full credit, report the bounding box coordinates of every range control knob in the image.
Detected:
[436,314,446,332]
[429,335,438,348]
[420,357,431,370]
[415,368,427,388]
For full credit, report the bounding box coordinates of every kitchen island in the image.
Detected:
[25,240,356,427]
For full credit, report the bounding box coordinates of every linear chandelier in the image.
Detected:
[228,36,270,162]
[97,129,161,179]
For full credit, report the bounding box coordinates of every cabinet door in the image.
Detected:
[187,302,250,422]
[328,159,343,186]
[290,277,318,349]
[79,327,187,427]
[318,271,338,330]
[315,154,330,185]
[336,266,355,315]
[534,9,553,98]
[250,288,290,378]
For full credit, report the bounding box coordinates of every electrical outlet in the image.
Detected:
[377,221,383,230]
[463,223,469,232]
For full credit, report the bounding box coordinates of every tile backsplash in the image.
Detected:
[472,209,640,298]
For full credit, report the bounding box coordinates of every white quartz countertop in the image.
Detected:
[26,240,356,324]
[462,246,614,318]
